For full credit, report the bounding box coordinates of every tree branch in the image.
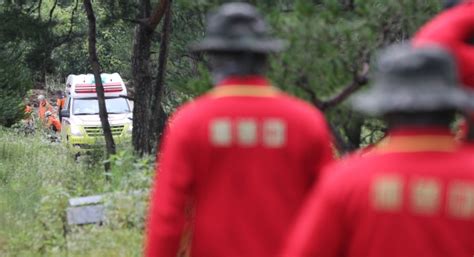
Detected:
[147,0,170,31]
[48,0,58,23]
[320,63,369,110]
[54,0,79,47]
[37,0,43,19]
[294,63,370,155]
[294,75,324,109]
[26,0,40,14]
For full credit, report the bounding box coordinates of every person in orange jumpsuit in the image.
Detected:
[44,111,61,132]
[23,102,34,127]
[413,1,474,141]
[56,90,65,121]
[144,3,334,257]
[37,95,53,121]
[24,104,32,119]
[282,44,474,257]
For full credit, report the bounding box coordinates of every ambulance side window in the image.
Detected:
[209,118,287,148]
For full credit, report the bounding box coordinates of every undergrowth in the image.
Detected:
[0,127,155,256]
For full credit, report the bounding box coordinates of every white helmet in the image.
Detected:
[38,95,45,101]
[45,111,52,117]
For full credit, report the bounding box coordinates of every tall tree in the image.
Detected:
[84,0,116,172]
[131,0,170,155]
[150,0,172,149]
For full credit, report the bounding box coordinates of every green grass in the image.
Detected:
[0,127,154,256]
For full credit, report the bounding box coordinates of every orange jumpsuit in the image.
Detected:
[24,105,32,118]
[47,116,61,132]
[38,100,53,120]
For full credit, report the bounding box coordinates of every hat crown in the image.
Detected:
[350,43,474,115]
[206,3,268,40]
[375,44,458,90]
[190,2,284,53]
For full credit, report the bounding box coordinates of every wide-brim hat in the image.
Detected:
[189,2,286,53]
[351,43,474,115]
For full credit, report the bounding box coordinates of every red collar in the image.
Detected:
[217,76,270,87]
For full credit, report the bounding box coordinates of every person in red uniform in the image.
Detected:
[413,1,474,141]
[282,44,474,257]
[144,3,334,257]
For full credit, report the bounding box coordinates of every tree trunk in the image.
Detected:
[150,1,172,149]
[131,24,153,155]
[131,0,170,155]
[84,0,116,172]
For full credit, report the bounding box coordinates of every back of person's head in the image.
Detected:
[189,2,285,83]
[384,110,456,129]
[207,51,268,82]
[443,0,463,9]
[351,43,474,128]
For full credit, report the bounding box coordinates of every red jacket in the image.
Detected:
[283,128,474,257]
[145,76,334,257]
[413,1,474,88]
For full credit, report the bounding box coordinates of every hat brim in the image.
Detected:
[351,83,474,116]
[189,38,286,53]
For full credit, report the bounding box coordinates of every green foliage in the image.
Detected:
[0,129,154,256]
[0,49,32,127]
[52,18,133,78]
[164,0,441,148]
[279,0,441,148]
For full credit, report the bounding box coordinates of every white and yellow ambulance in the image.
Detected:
[60,73,133,150]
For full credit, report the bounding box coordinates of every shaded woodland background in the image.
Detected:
[0,0,442,153]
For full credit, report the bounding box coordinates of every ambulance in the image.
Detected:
[60,73,133,150]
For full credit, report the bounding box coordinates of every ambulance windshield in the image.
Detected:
[73,97,130,115]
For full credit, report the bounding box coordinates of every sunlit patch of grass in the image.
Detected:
[67,227,144,257]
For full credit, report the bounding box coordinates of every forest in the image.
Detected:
[0,0,442,256]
